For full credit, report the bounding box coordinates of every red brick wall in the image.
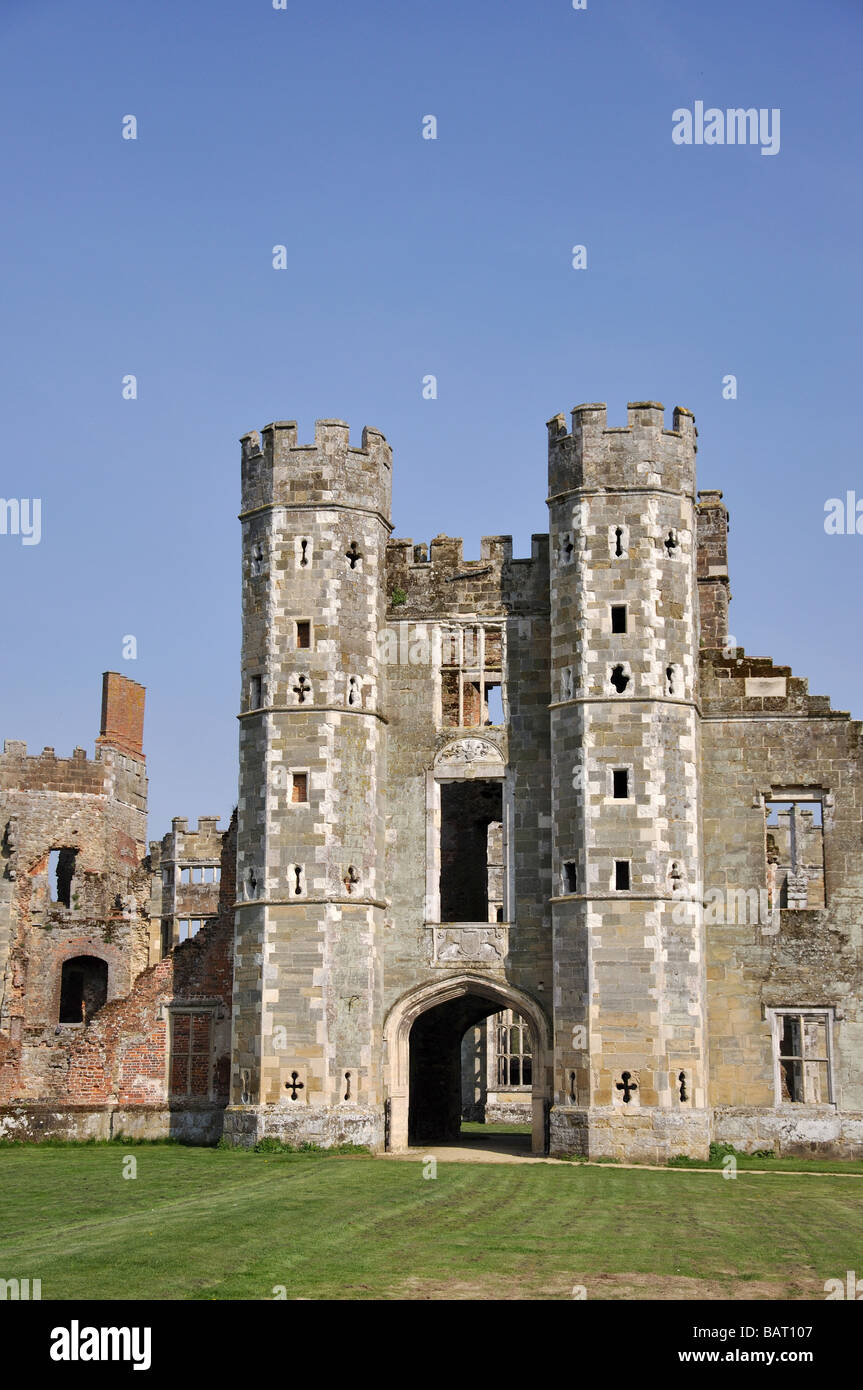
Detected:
[97,672,146,760]
[62,814,236,1107]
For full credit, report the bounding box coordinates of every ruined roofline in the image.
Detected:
[700,645,855,722]
[387,534,549,569]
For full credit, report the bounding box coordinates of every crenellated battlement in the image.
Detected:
[0,740,148,825]
[240,418,392,520]
[548,400,697,499]
[0,740,147,795]
[386,533,549,618]
[149,816,225,868]
[0,741,105,795]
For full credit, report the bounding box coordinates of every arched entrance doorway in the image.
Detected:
[383,975,551,1154]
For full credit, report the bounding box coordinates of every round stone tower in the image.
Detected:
[225,419,392,1148]
[546,401,709,1162]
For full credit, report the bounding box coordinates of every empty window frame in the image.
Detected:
[563,861,578,894]
[291,771,309,804]
[48,849,78,908]
[614,860,631,891]
[249,674,263,709]
[440,625,505,728]
[440,782,503,922]
[765,797,826,910]
[178,918,214,942]
[612,769,629,800]
[180,865,221,885]
[485,683,504,724]
[296,620,312,650]
[58,955,108,1023]
[770,1009,834,1105]
[486,820,505,922]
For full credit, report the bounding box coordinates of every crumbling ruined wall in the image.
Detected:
[149,815,227,959]
[700,646,863,1153]
[0,675,150,1102]
[0,673,236,1143]
[0,814,236,1142]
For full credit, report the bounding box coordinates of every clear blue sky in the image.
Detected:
[1,0,861,838]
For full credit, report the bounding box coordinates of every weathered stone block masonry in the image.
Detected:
[1,401,861,1159]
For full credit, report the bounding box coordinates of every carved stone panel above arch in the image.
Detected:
[433,738,505,778]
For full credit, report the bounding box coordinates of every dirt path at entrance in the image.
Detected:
[383,1132,863,1176]
[386,1132,549,1163]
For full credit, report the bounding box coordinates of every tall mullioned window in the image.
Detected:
[765,797,826,910]
[769,1009,834,1105]
[440,625,504,728]
[493,1010,532,1088]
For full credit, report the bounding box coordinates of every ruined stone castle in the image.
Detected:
[2,400,862,1161]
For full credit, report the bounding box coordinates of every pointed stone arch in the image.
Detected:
[383,973,551,1154]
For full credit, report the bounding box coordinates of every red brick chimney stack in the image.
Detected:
[96,672,146,760]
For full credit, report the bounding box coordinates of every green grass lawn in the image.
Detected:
[1,1142,861,1300]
